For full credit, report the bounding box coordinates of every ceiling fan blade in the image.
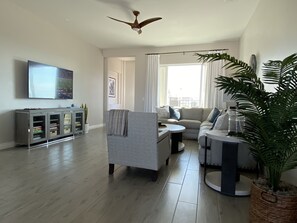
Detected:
[107,16,133,26]
[139,17,162,28]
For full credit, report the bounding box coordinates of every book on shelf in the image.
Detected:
[33,126,43,134]
[64,119,71,125]
[50,131,57,137]
[64,128,71,134]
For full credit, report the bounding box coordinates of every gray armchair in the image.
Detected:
[107,111,171,181]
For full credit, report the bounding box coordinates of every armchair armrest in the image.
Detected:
[158,129,169,142]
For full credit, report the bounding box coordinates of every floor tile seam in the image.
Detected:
[142,158,179,220]
[216,192,222,223]
[177,200,198,206]
[167,153,186,185]
[195,169,201,223]
[186,145,200,223]
[171,147,192,223]
[170,181,184,223]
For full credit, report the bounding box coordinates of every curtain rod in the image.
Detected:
[146,48,228,56]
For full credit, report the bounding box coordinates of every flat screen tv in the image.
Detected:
[28,61,73,99]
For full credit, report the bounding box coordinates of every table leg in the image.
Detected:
[221,142,238,196]
[171,132,183,153]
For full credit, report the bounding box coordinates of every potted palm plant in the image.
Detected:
[196,52,297,222]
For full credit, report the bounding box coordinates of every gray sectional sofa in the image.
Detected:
[157,106,257,169]
[158,107,212,140]
[198,119,257,169]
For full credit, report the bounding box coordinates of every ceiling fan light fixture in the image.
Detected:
[132,27,142,34]
[108,10,161,35]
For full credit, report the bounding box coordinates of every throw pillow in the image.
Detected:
[207,107,221,123]
[213,113,229,130]
[210,112,221,130]
[169,106,180,120]
[156,106,169,119]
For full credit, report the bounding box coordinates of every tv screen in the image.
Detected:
[28,61,73,99]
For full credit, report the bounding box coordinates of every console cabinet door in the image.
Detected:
[30,113,47,143]
[73,111,84,134]
[48,112,62,139]
[62,111,73,135]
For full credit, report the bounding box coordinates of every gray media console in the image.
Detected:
[15,108,85,148]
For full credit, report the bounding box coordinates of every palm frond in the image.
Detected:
[262,53,297,85]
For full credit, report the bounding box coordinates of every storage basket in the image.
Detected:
[249,182,297,223]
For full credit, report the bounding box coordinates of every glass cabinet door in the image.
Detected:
[74,111,84,134]
[63,112,73,135]
[48,113,61,139]
[31,114,47,142]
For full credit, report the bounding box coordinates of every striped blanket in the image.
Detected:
[107,109,129,136]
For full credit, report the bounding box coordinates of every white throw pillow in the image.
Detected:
[156,106,170,119]
[213,113,229,130]
[207,107,220,122]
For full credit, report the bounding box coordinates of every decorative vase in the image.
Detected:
[249,181,297,223]
[227,106,237,135]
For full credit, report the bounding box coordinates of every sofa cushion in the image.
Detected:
[210,112,221,130]
[156,106,169,119]
[178,119,201,129]
[180,108,203,120]
[169,106,180,120]
[213,113,229,130]
[202,108,213,121]
[207,107,220,122]
[200,120,213,128]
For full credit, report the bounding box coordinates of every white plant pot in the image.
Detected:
[85,123,89,133]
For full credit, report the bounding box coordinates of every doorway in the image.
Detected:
[106,57,135,111]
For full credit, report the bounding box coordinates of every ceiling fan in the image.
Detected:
[108,10,162,34]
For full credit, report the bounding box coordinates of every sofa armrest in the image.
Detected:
[198,125,212,147]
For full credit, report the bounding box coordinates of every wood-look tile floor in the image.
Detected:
[0,128,254,223]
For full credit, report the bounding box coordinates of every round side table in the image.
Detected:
[161,124,185,154]
[204,130,251,196]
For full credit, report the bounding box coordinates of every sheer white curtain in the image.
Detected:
[144,55,160,112]
[201,51,226,108]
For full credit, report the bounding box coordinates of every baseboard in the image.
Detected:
[0,141,15,150]
[89,124,104,130]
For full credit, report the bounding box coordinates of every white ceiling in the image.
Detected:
[12,0,259,49]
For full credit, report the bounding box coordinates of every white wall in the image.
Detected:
[240,0,297,79]
[240,0,297,186]
[0,0,104,149]
[102,41,239,112]
[124,61,135,111]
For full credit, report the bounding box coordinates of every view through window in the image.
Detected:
[159,64,205,108]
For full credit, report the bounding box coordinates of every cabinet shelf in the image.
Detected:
[33,120,44,124]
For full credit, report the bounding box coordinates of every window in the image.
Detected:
[158,64,205,108]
